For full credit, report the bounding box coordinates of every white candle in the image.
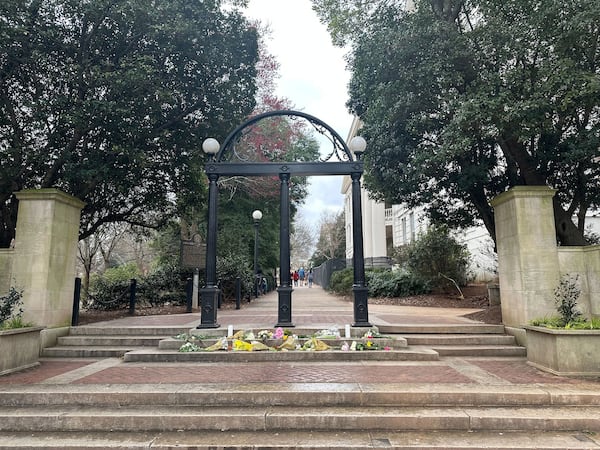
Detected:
[227,325,234,337]
[345,324,351,339]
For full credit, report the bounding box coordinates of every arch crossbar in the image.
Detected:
[198,110,370,329]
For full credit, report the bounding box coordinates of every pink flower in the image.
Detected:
[274,327,284,339]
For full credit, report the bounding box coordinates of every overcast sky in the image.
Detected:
[243,0,353,230]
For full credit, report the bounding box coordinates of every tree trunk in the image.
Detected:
[553,197,588,246]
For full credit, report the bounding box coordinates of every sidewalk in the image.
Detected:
[0,286,599,389]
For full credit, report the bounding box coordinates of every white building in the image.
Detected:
[341,117,497,281]
[342,115,600,281]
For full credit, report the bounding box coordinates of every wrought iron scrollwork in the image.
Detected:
[216,110,354,163]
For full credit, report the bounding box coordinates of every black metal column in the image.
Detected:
[276,172,294,327]
[351,171,371,326]
[253,218,260,298]
[198,172,220,328]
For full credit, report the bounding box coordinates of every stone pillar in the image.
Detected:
[490,186,560,327]
[12,189,85,328]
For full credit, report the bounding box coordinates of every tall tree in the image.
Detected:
[290,213,316,267]
[0,0,259,247]
[314,0,600,245]
[310,211,346,267]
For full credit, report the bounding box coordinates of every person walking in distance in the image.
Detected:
[298,266,305,287]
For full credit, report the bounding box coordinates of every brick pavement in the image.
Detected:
[2,286,600,389]
[2,355,600,387]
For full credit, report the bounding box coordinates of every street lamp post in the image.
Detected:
[252,209,262,298]
[198,137,220,328]
[348,136,371,327]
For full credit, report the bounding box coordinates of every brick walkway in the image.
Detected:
[1,287,599,389]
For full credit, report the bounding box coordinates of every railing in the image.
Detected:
[313,258,347,290]
[385,208,393,225]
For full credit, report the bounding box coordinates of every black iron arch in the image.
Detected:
[216,109,355,163]
[198,110,370,329]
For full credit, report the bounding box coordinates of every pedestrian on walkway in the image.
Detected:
[293,270,299,287]
[307,268,313,288]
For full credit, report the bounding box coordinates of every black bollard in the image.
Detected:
[72,277,81,326]
[235,277,241,310]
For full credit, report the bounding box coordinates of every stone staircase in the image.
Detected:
[41,326,189,358]
[1,384,599,449]
[42,323,526,361]
[378,324,527,358]
[4,324,600,448]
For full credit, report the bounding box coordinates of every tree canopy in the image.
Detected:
[0,0,259,247]
[314,0,600,245]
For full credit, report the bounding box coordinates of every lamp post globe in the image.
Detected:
[349,136,367,159]
[202,138,220,157]
[252,210,262,298]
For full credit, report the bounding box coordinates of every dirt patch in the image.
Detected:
[77,284,502,325]
[359,284,502,324]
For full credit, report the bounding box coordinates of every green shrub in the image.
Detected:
[138,263,187,306]
[328,268,355,295]
[529,274,600,329]
[367,269,430,297]
[217,252,254,301]
[529,316,564,328]
[88,262,187,310]
[87,274,132,310]
[554,274,582,326]
[102,262,141,284]
[0,287,24,328]
[328,267,430,298]
[398,225,470,291]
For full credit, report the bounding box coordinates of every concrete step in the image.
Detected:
[159,336,407,351]
[1,405,600,432]
[3,384,600,408]
[427,345,527,357]
[42,345,148,358]
[379,324,506,334]
[43,326,524,360]
[57,335,166,347]
[1,430,598,449]
[403,334,517,346]
[122,347,439,362]
[69,326,191,336]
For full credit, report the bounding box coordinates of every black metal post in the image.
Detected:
[198,172,220,328]
[253,217,260,299]
[186,278,193,313]
[276,172,294,327]
[128,278,137,316]
[351,170,371,327]
[72,277,81,326]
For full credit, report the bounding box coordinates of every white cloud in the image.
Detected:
[245,0,352,227]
